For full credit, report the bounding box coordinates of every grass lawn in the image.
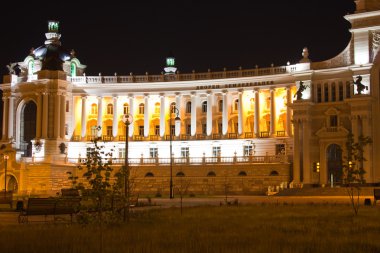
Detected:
[0,203,379,253]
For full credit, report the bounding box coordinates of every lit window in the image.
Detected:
[123,103,129,114]
[250,98,255,110]
[155,102,160,114]
[119,148,125,158]
[107,103,113,115]
[202,101,207,113]
[91,104,97,115]
[139,126,144,136]
[170,124,175,136]
[202,123,207,134]
[139,103,144,115]
[330,115,338,127]
[106,126,112,136]
[186,124,191,135]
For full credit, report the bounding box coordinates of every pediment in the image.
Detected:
[324,107,340,116]
[315,126,349,138]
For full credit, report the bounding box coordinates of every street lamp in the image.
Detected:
[3,154,9,197]
[169,106,181,199]
[122,113,133,222]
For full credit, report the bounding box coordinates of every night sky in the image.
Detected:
[0,0,356,77]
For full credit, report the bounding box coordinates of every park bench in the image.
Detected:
[18,197,81,223]
[374,189,380,205]
[0,191,13,208]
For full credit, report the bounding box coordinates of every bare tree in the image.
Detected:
[174,177,191,215]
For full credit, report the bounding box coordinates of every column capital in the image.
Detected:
[190,91,197,97]
[270,87,275,92]
[81,96,87,100]
[253,88,260,93]
[222,90,228,95]
[97,96,103,100]
[207,90,213,96]
[159,93,165,98]
[175,92,181,97]
[144,93,150,98]
[237,89,243,94]
[112,96,118,101]
[128,94,134,99]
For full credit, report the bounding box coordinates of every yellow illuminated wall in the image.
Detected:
[274,88,287,132]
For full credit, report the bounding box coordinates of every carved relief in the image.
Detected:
[372,30,380,61]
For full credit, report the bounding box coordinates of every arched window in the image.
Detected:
[176,171,185,177]
[234,99,239,111]
[170,102,176,113]
[107,103,113,115]
[139,103,145,115]
[218,100,223,112]
[91,103,97,115]
[269,171,279,176]
[123,103,129,115]
[70,62,76,77]
[238,171,247,176]
[145,172,154,177]
[202,101,207,113]
[207,171,216,177]
[250,98,255,110]
[186,101,191,113]
[28,60,34,75]
[155,102,160,114]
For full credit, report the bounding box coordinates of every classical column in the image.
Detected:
[144,95,149,137]
[293,120,301,183]
[270,88,276,136]
[97,96,103,137]
[53,93,61,139]
[207,91,213,136]
[8,96,14,140]
[175,93,181,136]
[302,119,311,183]
[254,89,260,137]
[286,87,292,136]
[222,91,228,135]
[35,94,42,139]
[238,90,243,135]
[2,96,8,140]
[160,94,165,137]
[191,92,197,136]
[129,96,134,137]
[112,97,118,138]
[42,93,49,139]
[60,94,66,139]
[81,96,87,138]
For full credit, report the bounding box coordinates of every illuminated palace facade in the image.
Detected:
[1,0,380,195]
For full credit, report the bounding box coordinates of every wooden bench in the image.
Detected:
[374,189,380,205]
[0,191,13,208]
[18,197,81,223]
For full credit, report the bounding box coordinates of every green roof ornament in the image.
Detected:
[48,21,59,33]
[164,53,177,75]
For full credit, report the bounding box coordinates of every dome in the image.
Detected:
[33,44,71,71]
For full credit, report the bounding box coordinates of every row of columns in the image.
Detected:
[2,92,66,142]
[78,87,293,139]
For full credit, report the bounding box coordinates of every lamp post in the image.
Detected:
[170,106,181,199]
[3,155,9,196]
[122,113,133,222]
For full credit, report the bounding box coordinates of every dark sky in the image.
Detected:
[0,0,356,77]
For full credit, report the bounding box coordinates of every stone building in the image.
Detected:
[1,0,380,196]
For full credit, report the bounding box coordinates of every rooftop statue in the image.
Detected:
[353,75,368,95]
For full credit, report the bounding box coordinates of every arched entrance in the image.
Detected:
[1,174,18,193]
[327,144,343,184]
[20,101,37,156]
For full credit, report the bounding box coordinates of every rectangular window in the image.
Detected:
[65,124,68,135]
[150,147,158,158]
[339,84,343,101]
[331,84,336,102]
[346,82,351,98]
[170,125,175,136]
[139,126,144,136]
[213,146,221,157]
[324,86,329,102]
[330,115,338,127]
[186,124,191,135]
[119,148,125,158]
[243,145,253,156]
[181,147,189,158]
[155,125,160,136]
[275,144,285,155]
[218,123,223,134]
[86,147,95,157]
[65,100,69,112]
[202,124,207,135]
[317,86,322,103]
[106,126,112,136]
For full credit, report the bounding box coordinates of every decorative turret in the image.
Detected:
[164,52,177,74]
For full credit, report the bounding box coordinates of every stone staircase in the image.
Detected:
[275,186,376,196]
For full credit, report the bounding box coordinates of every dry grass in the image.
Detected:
[1,204,380,253]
